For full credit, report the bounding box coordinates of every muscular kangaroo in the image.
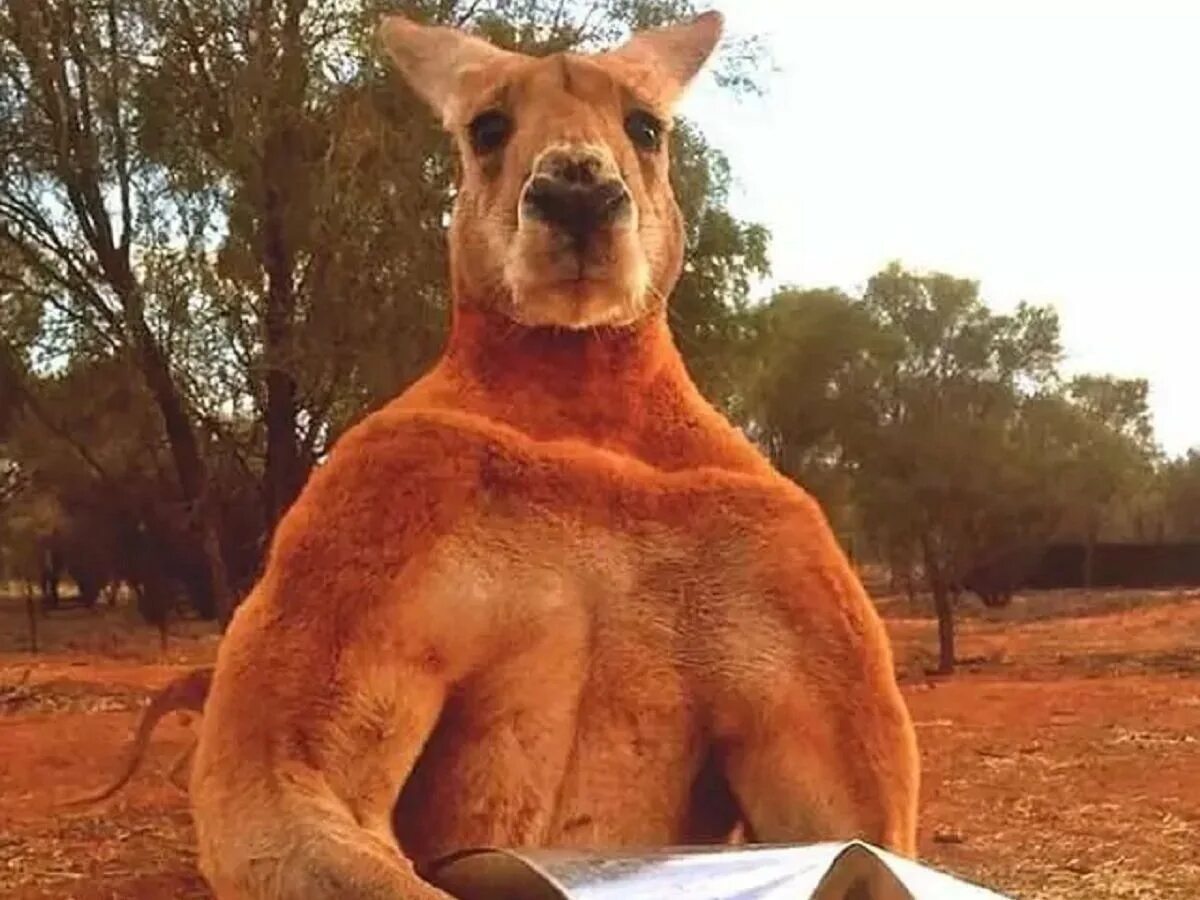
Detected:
[191,12,919,899]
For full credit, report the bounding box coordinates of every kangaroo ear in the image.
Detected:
[378,15,518,124]
[601,11,724,107]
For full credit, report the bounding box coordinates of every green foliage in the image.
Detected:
[742,287,881,525]
[0,356,263,616]
[849,266,1066,582]
[746,262,1168,673]
[1160,450,1200,539]
[668,120,770,410]
[750,264,1072,571]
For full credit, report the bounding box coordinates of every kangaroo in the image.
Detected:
[190,13,920,899]
[65,666,212,807]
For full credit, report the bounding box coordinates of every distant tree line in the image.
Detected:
[745,268,1199,670]
[1,0,1195,673]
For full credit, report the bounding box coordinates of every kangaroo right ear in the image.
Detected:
[378,16,519,126]
[601,11,724,108]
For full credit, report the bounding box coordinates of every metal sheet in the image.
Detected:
[427,842,924,900]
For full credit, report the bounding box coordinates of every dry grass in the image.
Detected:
[2,588,1199,898]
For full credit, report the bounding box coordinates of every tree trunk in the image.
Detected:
[127,316,233,624]
[261,171,303,527]
[931,582,956,674]
[40,546,60,609]
[922,534,956,674]
[24,582,38,654]
[1083,521,1098,590]
[257,0,309,529]
[86,167,233,622]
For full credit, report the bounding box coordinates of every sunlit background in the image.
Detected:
[682,0,1199,453]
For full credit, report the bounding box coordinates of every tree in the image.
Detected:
[132,0,457,524]
[1,0,233,618]
[1160,450,1200,540]
[827,264,1063,673]
[666,120,770,410]
[1059,376,1157,580]
[2,0,770,625]
[744,261,1173,673]
[743,287,883,533]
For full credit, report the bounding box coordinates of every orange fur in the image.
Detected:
[191,13,919,899]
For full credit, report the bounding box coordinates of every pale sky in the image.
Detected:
[680,0,1199,456]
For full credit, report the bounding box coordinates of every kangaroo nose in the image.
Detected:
[522,149,630,244]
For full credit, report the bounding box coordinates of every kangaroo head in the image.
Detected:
[380,12,722,330]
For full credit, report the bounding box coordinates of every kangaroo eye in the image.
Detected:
[468,110,512,155]
[625,110,664,152]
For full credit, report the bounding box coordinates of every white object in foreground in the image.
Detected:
[428,841,1011,899]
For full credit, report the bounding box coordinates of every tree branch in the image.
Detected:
[455,0,487,28]
[176,0,233,143]
[106,0,133,251]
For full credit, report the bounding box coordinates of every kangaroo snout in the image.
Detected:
[522,145,632,245]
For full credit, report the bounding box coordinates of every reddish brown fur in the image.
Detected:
[191,13,918,899]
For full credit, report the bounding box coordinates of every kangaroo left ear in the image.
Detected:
[378,15,519,125]
[601,11,724,107]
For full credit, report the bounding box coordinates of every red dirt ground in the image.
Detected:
[2,589,1198,899]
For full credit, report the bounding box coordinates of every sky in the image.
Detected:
[679,0,1199,455]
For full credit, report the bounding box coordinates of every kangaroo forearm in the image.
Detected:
[194,793,454,900]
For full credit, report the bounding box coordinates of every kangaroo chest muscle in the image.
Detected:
[393,590,715,864]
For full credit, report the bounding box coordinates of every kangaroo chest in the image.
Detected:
[392,564,740,865]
